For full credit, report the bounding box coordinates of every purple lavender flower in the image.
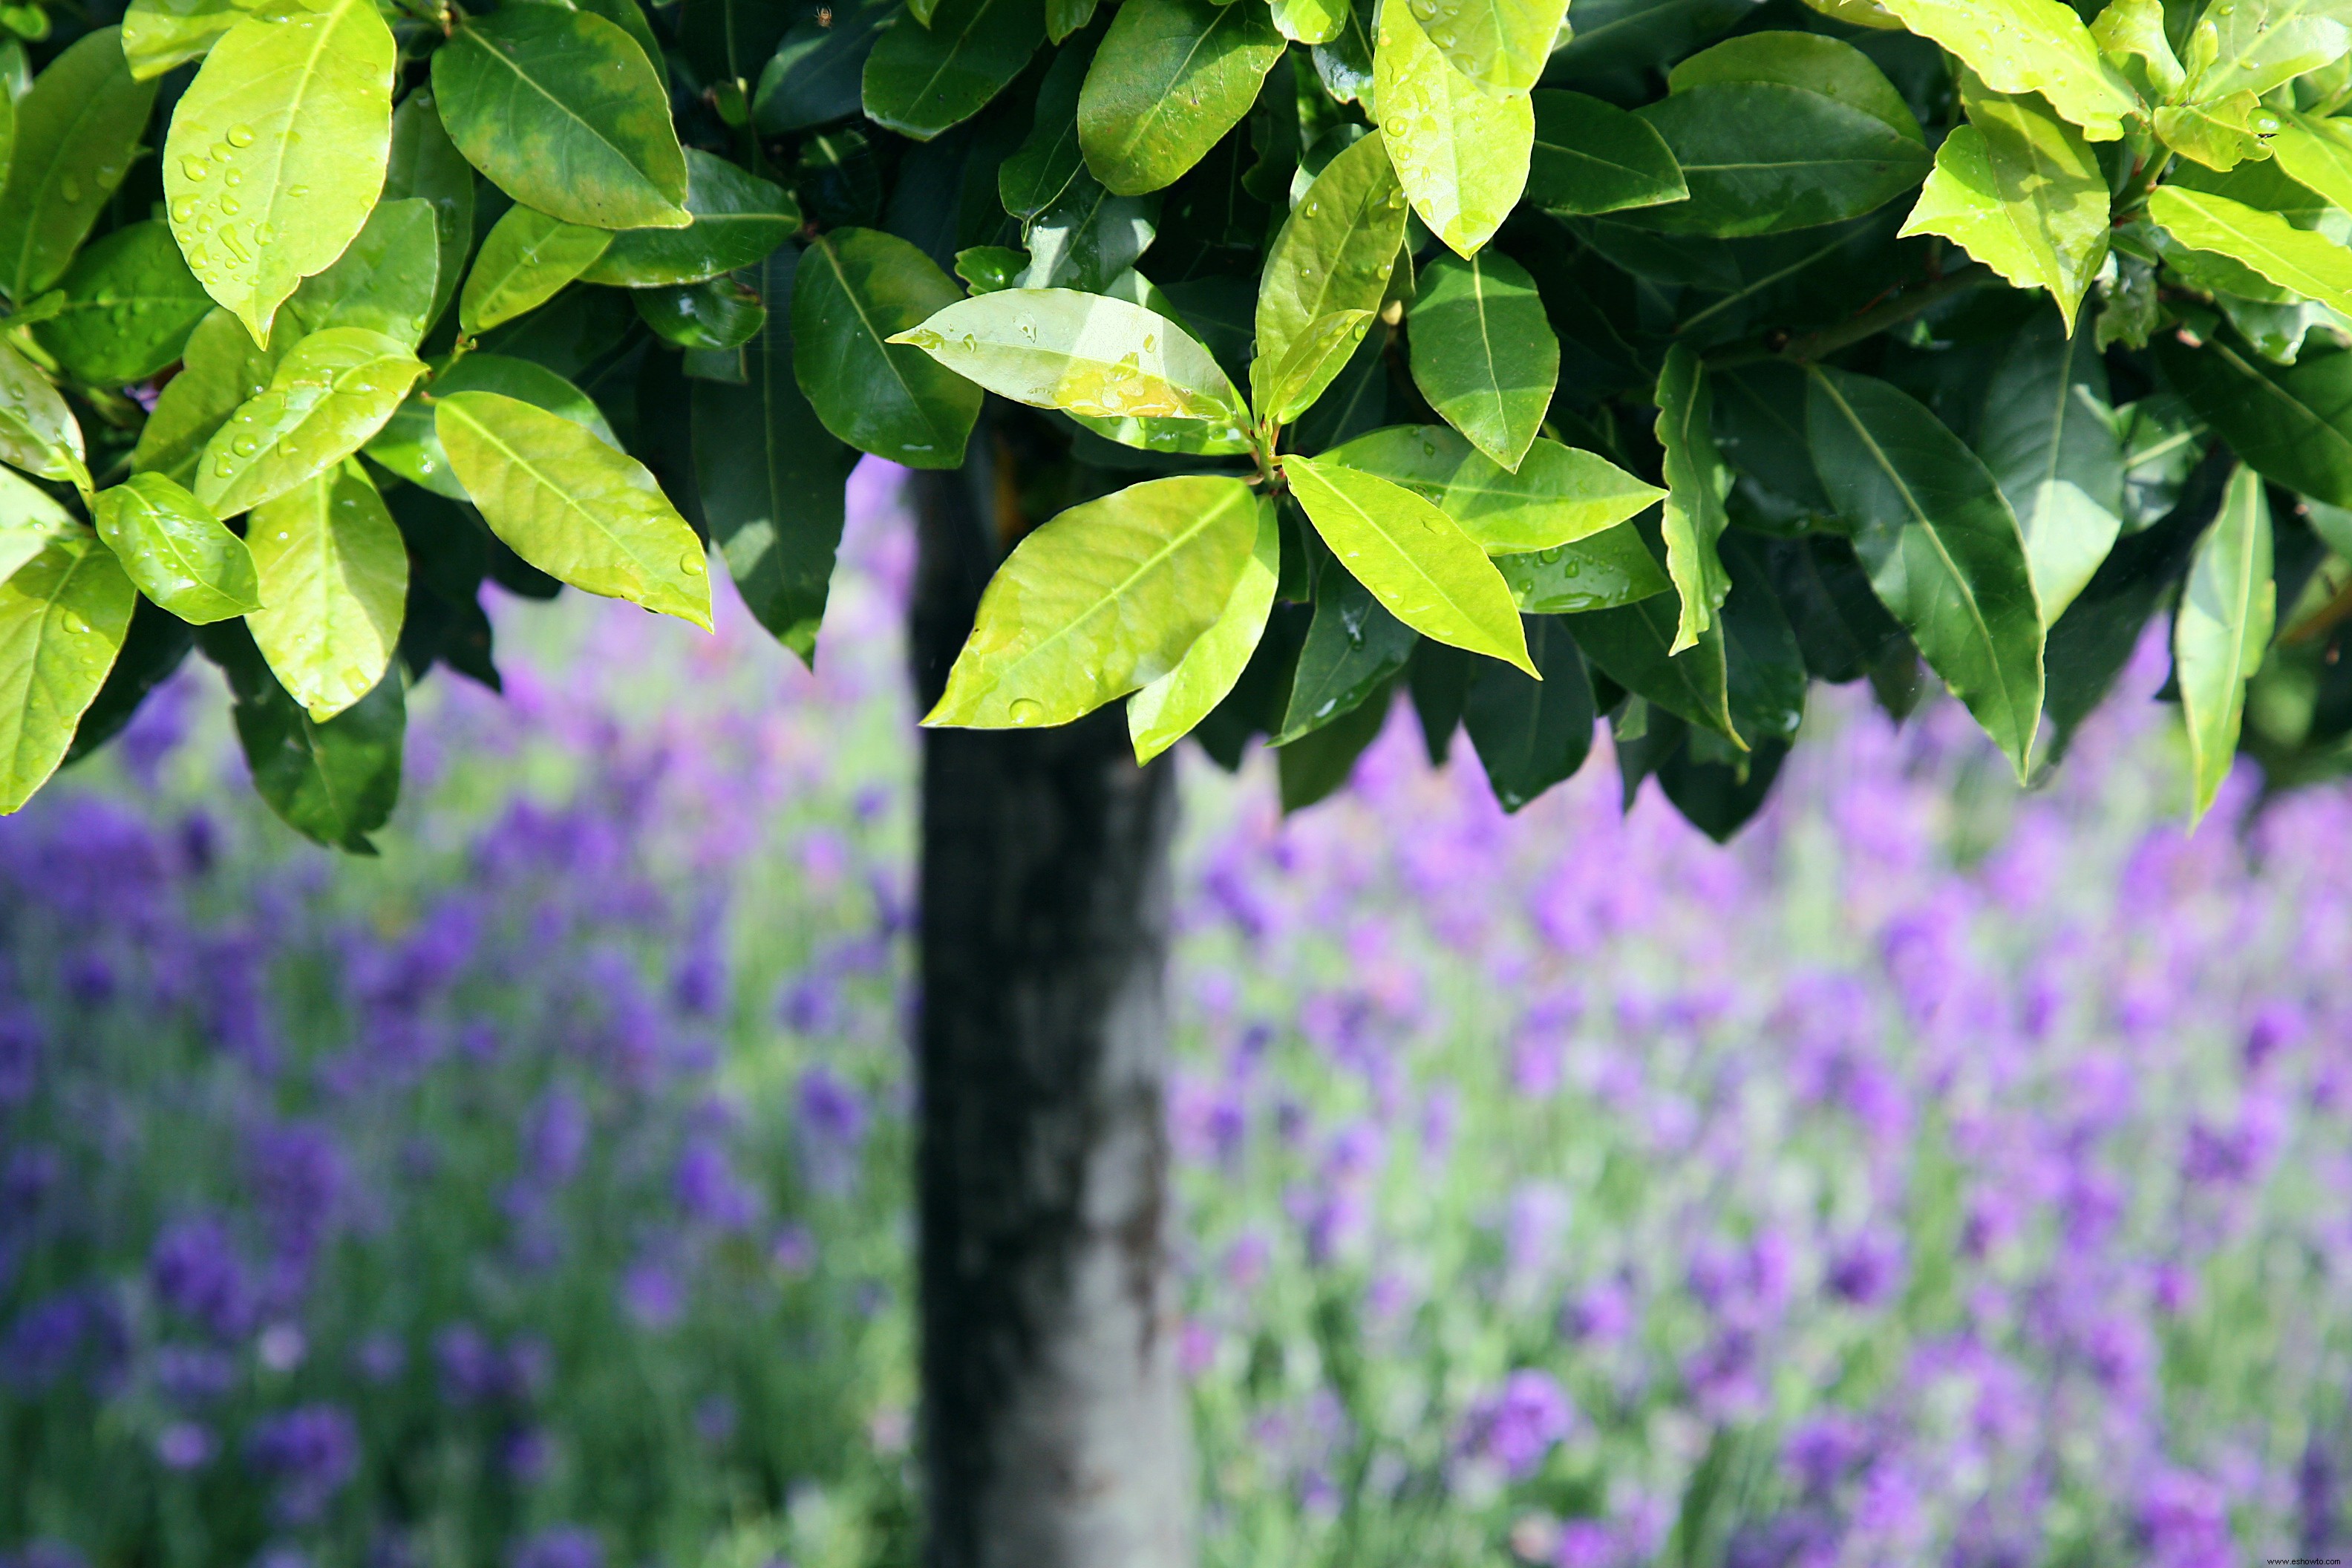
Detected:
[509,1527,602,1568]
[1825,1231,1903,1307]
[674,1139,759,1231]
[156,1420,215,1470]
[147,1215,252,1339]
[1457,1369,1575,1481]
[246,1405,360,1523]
[435,1324,504,1405]
[792,1066,867,1195]
[622,1259,685,1329]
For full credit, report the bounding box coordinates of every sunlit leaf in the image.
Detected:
[201,617,402,851]
[2149,186,2352,316]
[0,336,85,491]
[1255,131,1405,409]
[1128,497,1279,762]
[1414,0,1568,97]
[0,531,133,813]
[1077,0,1283,195]
[195,327,425,517]
[131,307,284,486]
[283,197,440,348]
[1407,249,1557,471]
[1324,424,1664,554]
[92,471,258,624]
[244,461,408,721]
[0,29,154,304]
[1875,0,2138,141]
[2175,462,2273,822]
[1654,344,1731,656]
[366,353,615,500]
[460,205,613,338]
[1374,0,1533,257]
[579,150,798,288]
[123,0,261,78]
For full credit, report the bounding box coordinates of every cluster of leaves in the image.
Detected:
[12,0,2352,847]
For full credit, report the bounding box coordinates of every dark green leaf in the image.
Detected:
[1407,249,1558,471]
[2157,333,2352,507]
[581,150,799,287]
[1275,554,1417,742]
[285,197,442,347]
[63,596,193,766]
[1566,583,1739,742]
[1077,0,1284,196]
[384,92,477,336]
[1497,521,1673,613]
[200,617,404,852]
[1526,89,1689,216]
[1974,308,2123,622]
[1630,82,1930,237]
[32,220,212,387]
[635,275,767,350]
[757,0,901,134]
[999,30,1092,220]
[795,226,980,467]
[1463,612,1594,810]
[1277,676,1391,809]
[862,0,1045,140]
[0,28,156,304]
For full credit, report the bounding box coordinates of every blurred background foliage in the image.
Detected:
[4,468,2348,1568]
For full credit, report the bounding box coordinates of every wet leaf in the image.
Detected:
[31,220,213,387]
[794,226,979,468]
[1128,494,1280,761]
[0,531,133,813]
[195,326,425,517]
[243,462,407,721]
[0,336,86,491]
[201,616,403,851]
[92,471,258,624]
[1077,0,1284,195]
[1255,131,1406,411]
[1374,0,1532,256]
[0,29,155,304]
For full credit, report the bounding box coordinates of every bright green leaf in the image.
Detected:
[30,220,212,386]
[890,287,1249,430]
[578,149,797,287]
[1415,0,1569,97]
[1654,344,1731,656]
[863,0,1045,141]
[1014,169,1157,292]
[460,204,613,338]
[1806,365,2044,777]
[1128,495,1279,762]
[434,389,714,629]
[2184,0,2352,102]
[1632,82,1931,236]
[1900,79,2108,332]
[1407,249,1557,471]
[2091,0,2183,98]
[1272,0,1348,45]
[1263,310,1376,424]
[130,307,284,486]
[1525,90,1688,216]
[2175,461,2273,822]
[244,461,408,720]
[2150,186,2352,314]
[284,197,440,347]
[0,336,84,490]
[794,226,980,468]
[163,0,395,347]
[0,28,155,304]
[365,353,616,500]
[1669,31,1922,142]
[1076,0,1283,196]
[0,531,132,812]
[1283,450,1535,672]
[2155,91,2281,171]
[195,326,424,517]
[2272,112,2352,212]
[433,6,690,229]
[0,468,74,589]
[92,471,258,623]
[1325,424,1665,553]
[1374,1,1533,257]
[1255,130,1406,405]
[123,0,261,78]
[384,91,475,336]
[1875,0,2138,141]
[926,474,1264,727]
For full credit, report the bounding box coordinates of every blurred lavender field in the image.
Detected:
[3,465,2348,1568]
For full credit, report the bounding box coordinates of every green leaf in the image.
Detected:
[244,461,408,720]
[1463,613,1593,811]
[636,275,766,350]
[1276,677,1391,809]
[1406,249,1557,471]
[383,91,475,336]
[1630,82,1932,237]
[30,220,212,386]
[433,6,691,230]
[693,246,848,665]
[0,468,74,588]
[124,0,261,78]
[1076,0,1284,196]
[2149,186,2352,316]
[890,287,1248,430]
[2153,91,2280,171]
[163,1,396,347]
[91,471,258,623]
[578,150,797,287]
[201,618,402,851]
[1262,310,1376,424]
[65,598,195,767]
[1015,170,1158,292]
[1128,494,1279,761]
[579,0,664,71]
[1324,424,1665,552]
[130,307,282,485]
[2183,0,2352,102]
[1875,0,2138,141]
[1566,584,1737,743]
[1806,365,2044,776]
[1274,556,1418,743]
[0,336,85,490]
[1414,0,1567,97]
[0,532,133,811]
[1898,80,2108,332]
[283,197,441,348]
[1373,1,1533,256]
[195,327,425,517]
[1973,310,2123,622]
[1282,450,1535,672]
[2091,0,2183,99]
[794,226,980,468]
[926,474,1264,726]
[999,36,1091,221]
[1497,523,1672,612]
[1716,529,1806,745]
[862,0,1045,141]
[365,353,616,500]
[2175,461,2274,822]
[1669,32,1923,143]
[956,246,1028,293]
[460,204,613,338]
[2271,112,2352,214]
[2158,334,2352,505]
[434,389,714,628]
[754,0,898,134]
[1525,91,1689,217]
[1272,0,1348,45]
[0,29,154,306]
[1255,131,1405,399]
[1654,344,1731,656]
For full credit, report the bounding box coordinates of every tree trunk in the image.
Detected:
[906,452,1195,1568]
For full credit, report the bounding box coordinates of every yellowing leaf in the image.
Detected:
[926,474,1264,728]
[1877,0,2139,141]
[2175,463,2274,823]
[890,287,1250,431]
[1282,450,1535,673]
[460,204,613,337]
[2149,185,2352,315]
[195,327,425,517]
[163,0,398,347]
[92,472,260,624]
[1255,131,1407,405]
[1373,1,1533,257]
[0,532,134,813]
[434,390,713,630]
[244,462,408,721]
[1127,497,1280,762]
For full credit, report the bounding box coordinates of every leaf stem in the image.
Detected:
[1705,267,1995,370]
[2117,150,2175,219]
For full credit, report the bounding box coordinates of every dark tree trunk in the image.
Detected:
[906,452,1194,1568]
